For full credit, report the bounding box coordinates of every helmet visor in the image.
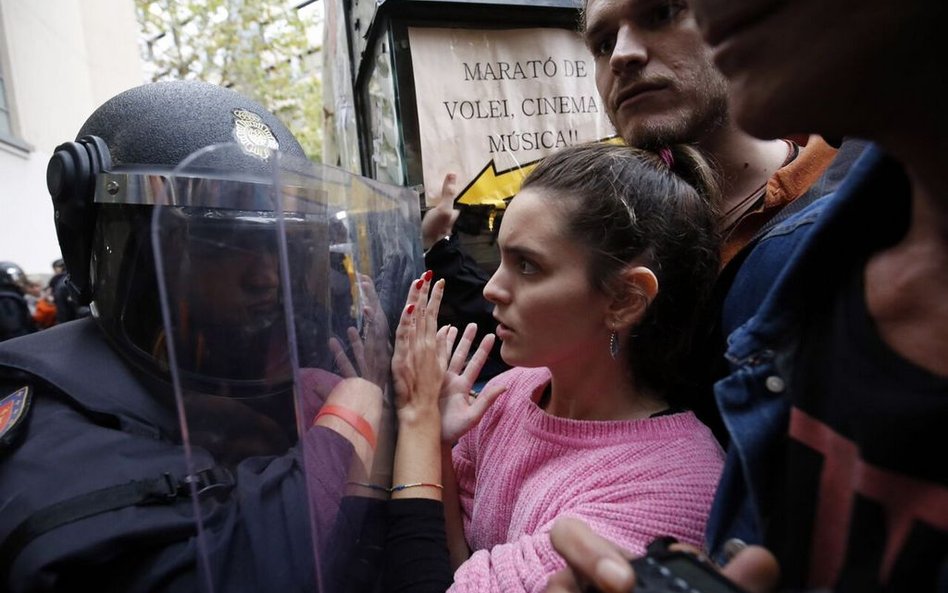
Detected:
[147,143,420,591]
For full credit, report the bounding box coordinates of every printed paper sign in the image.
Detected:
[408,27,616,208]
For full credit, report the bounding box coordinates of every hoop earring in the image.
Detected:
[609,330,619,360]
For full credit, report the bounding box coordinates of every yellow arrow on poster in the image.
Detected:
[455,159,539,210]
[455,135,624,209]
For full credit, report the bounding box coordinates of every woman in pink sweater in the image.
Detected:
[389,143,725,593]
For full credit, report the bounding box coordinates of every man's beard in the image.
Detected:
[613,87,729,150]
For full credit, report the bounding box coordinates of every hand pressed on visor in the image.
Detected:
[328,273,393,390]
[320,273,391,481]
[391,272,504,444]
[391,272,451,428]
[437,322,505,445]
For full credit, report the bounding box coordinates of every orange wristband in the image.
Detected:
[314,405,377,450]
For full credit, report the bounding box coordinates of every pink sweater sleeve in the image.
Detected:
[453,370,509,534]
[447,528,563,593]
[453,428,477,533]
[446,484,718,593]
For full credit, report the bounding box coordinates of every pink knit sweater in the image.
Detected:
[448,367,724,593]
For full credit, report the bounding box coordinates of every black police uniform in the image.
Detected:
[0,318,362,592]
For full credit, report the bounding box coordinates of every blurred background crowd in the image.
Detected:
[0,259,89,340]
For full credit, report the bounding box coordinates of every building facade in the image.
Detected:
[0,0,143,276]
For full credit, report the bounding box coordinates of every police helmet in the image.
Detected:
[0,261,27,290]
[46,81,321,395]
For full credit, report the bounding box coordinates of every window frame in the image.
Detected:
[0,6,31,153]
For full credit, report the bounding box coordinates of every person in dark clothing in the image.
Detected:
[48,259,65,293]
[48,258,86,323]
[0,262,36,342]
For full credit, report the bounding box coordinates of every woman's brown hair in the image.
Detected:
[520,142,720,406]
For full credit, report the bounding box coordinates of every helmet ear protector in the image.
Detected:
[46,135,112,306]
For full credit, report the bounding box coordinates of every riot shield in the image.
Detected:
[150,143,421,592]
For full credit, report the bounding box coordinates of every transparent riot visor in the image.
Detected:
[149,143,422,592]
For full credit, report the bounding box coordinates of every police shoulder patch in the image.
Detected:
[0,385,32,448]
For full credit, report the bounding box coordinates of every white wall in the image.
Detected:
[0,0,144,276]
[0,142,57,276]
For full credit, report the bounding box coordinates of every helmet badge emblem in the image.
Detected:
[232,108,280,161]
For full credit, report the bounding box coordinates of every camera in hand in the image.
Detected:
[631,550,747,593]
[589,536,748,593]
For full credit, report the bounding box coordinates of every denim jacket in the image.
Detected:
[704,145,908,564]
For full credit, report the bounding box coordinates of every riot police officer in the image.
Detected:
[0,81,401,592]
[0,262,36,342]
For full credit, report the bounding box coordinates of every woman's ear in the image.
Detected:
[608,266,658,329]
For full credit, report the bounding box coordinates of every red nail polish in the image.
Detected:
[406,304,415,315]
[415,278,424,289]
[424,270,433,281]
